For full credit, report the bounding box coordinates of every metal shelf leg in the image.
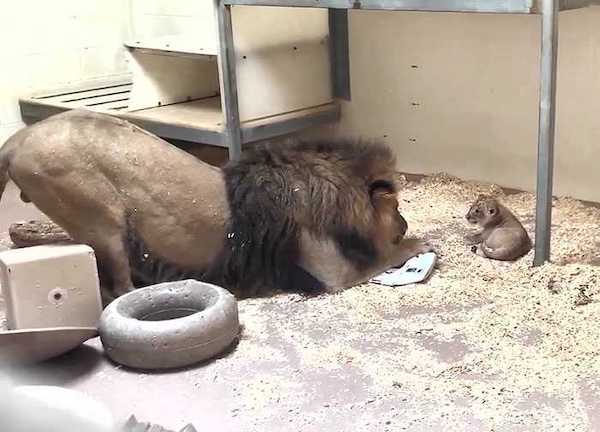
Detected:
[534,0,559,266]
[216,1,242,161]
[329,9,351,101]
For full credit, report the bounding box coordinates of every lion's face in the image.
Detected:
[370,179,408,251]
[391,207,408,244]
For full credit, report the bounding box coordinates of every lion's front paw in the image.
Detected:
[409,239,435,256]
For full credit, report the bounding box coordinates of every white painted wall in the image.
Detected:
[232,6,332,121]
[0,0,132,143]
[128,0,217,50]
[2,3,600,203]
[331,7,600,202]
[0,0,219,143]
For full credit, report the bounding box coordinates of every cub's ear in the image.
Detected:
[369,179,397,210]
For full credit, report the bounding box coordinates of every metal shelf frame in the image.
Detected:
[215,0,600,265]
[18,3,343,162]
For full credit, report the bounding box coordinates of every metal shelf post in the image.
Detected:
[534,0,559,265]
[215,0,243,161]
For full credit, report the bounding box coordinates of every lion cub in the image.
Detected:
[465,195,532,261]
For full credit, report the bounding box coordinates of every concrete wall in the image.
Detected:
[333,7,600,202]
[2,4,600,202]
[0,0,215,144]
[129,0,217,50]
[0,0,132,143]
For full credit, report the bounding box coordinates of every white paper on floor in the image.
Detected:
[371,252,437,287]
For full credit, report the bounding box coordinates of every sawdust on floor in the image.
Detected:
[3,174,600,430]
[215,173,600,430]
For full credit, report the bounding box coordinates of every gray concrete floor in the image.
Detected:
[1,181,599,431]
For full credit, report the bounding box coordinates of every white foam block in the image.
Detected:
[0,245,102,330]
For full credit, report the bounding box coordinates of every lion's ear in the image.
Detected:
[369,179,397,210]
[369,179,395,195]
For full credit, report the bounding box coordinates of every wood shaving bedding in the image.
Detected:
[223,173,600,429]
[2,173,600,430]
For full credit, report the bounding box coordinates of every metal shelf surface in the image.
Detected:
[19,79,340,147]
[223,0,600,13]
[124,35,218,60]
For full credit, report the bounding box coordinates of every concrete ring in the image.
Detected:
[98,280,239,370]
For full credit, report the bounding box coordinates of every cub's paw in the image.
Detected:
[474,245,487,257]
[465,233,482,245]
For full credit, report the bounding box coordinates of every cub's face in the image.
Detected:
[466,196,500,227]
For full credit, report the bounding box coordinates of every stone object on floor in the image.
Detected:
[99,280,239,370]
[122,415,197,432]
[0,244,102,330]
[9,220,73,248]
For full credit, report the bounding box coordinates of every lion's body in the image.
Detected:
[0,110,429,300]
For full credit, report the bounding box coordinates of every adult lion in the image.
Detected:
[0,110,430,301]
